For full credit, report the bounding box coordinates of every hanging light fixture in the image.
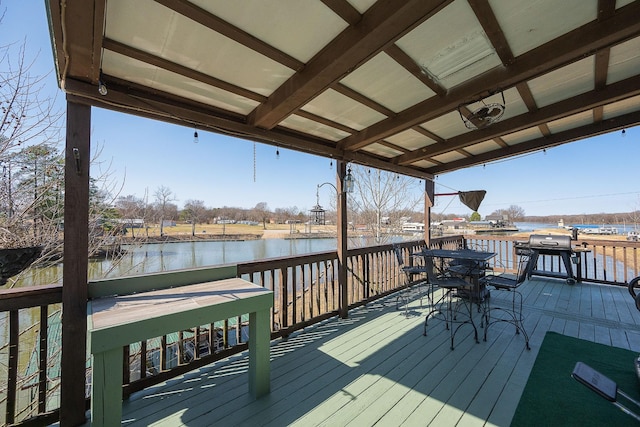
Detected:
[622,129,626,137]
[193,130,199,143]
[344,166,355,194]
[98,70,108,96]
[276,147,280,159]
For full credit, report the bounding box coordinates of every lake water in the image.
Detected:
[513,222,557,232]
[17,236,417,286]
[8,238,340,288]
[11,222,640,287]
[95,238,340,279]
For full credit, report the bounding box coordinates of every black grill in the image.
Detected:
[516,234,577,284]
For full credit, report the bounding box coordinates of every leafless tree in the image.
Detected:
[1,28,64,252]
[491,205,526,222]
[115,194,146,238]
[153,185,176,236]
[348,166,423,245]
[251,202,270,229]
[183,199,207,236]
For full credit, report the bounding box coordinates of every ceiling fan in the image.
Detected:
[458,91,505,130]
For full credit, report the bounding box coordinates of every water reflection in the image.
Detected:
[101,239,338,280]
[9,236,411,288]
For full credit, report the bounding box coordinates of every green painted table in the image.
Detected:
[87,278,273,426]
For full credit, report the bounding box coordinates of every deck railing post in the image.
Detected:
[38,306,48,414]
[7,310,19,425]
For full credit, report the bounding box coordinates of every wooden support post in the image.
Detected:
[60,101,90,426]
[424,179,434,247]
[337,161,348,319]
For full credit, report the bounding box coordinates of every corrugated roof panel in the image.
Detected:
[489,0,597,57]
[420,111,472,139]
[396,0,501,89]
[106,0,294,97]
[432,150,467,164]
[361,142,403,158]
[192,0,348,63]
[527,56,595,108]
[279,115,351,141]
[607,36,640,85]
[411,159,439,169]
[464,140,503,156]
[341,53,436,113]
[603,94,640,120]
[102,51,259,114]
[301,89,387,131]
[501,126,544,145]
[385,128,436,151]
[547,110,593,134]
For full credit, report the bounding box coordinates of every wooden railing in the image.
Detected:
[3,234,639,425]
[0,285,63,427]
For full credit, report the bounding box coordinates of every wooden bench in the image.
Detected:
[87,266,273,426]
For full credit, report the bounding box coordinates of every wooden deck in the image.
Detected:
[104,277,640,426]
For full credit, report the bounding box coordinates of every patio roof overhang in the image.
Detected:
[45,0,640,180]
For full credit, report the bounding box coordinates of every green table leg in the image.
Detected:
[91,347,123,426]
[248,309,271,398]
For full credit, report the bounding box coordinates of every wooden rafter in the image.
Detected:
[248,0,452,129]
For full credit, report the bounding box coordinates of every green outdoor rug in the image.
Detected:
[512,331,640,426]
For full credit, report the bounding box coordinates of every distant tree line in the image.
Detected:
[523,212,640,225]
[432,205,640,226]
[114,190,309,237]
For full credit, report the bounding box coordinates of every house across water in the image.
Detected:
[572,224,618,235]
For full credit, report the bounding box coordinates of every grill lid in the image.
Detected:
[528,234,572,250]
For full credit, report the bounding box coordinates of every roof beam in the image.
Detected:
[593,0,617,122]
[338,1,640,151]
[320,0,362,26]
[427,109,640,174]
[49,0,106,84]
[385,44,446,97]
[248,0,452,129]
[395,73,640,165]
[468,0,514,65]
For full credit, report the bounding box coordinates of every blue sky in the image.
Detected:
[3,2,639,217]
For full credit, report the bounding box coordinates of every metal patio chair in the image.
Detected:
[393,244,428,316]
[480,249,532,350]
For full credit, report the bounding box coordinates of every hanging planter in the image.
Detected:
[0,246,43,285]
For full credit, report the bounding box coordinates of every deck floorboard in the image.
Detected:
[102,278,640,426]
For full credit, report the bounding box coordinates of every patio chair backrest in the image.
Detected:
[393,244,404,267]
[423,255,438,283]
[515,251,532,285]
